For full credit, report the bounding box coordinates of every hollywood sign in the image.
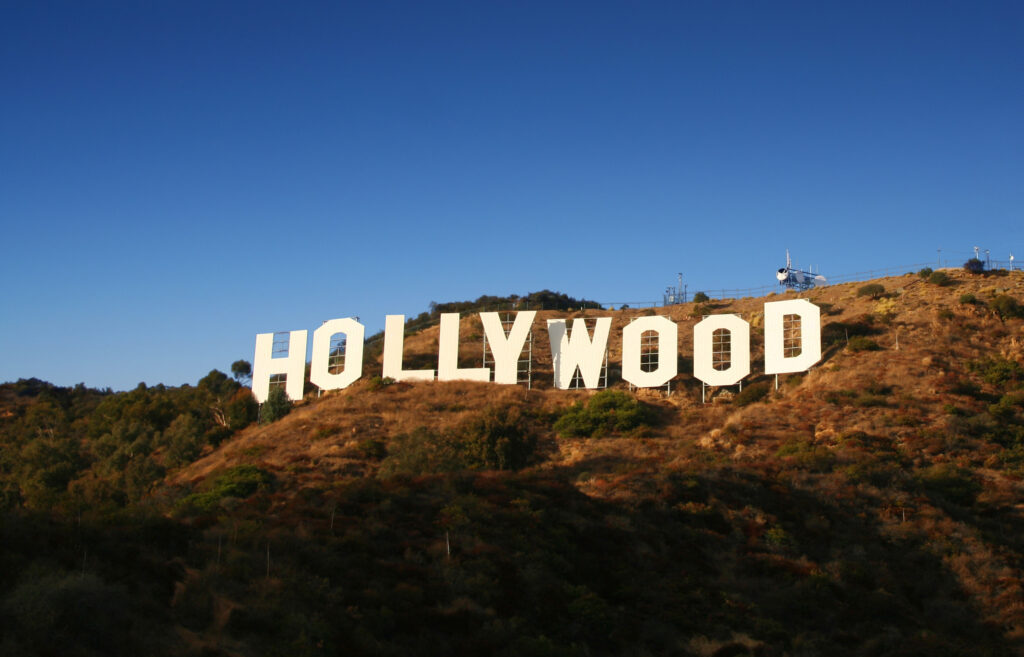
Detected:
[252,299,821,403]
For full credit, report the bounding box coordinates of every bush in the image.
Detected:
[379,406,538,476]
[989,294,1024,320]
[692,292,710,303]
[958,293,977,305]
[928,271,952,286]
[916,464,980,506]
[178,465,273,512]
[821,318,877,345]
[776,440,835,472]
[554,390,655,438]
[857,284,886,299]
[964,258,985,274]
[847,336,880,352]
[260,386,291,424]
[917,267,933,279]
[456,404,539,470]
[226,389,259,430]
[734,381,771,406]
[969,357,1024,386]
[365,375,396,391]
[355,438,387,460]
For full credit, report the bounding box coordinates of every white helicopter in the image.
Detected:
[776,250,826,290]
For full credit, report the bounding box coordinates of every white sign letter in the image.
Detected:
[437,313,489,382]
[764,299,821,374]
[383,314,435,382]
[693,314,750,386]
[253,330,308,403]
[547,318,611,390]
[480,311,536,384]
[310,318,365,392]
[622,316,678,388]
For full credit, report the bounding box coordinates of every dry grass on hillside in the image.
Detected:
[176,269,1024,497]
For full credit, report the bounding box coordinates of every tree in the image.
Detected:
[162,413,203,468]
[692,292,710,303]
[857,283,886,299]
[225,389,259,430]
[260,387,291,424]
[964,258,985,274]
[231,360,252,384]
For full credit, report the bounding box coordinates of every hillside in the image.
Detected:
[4,269,1024,656]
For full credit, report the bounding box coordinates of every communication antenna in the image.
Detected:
[974,246,980,260]
[663,273,687,305]
[985,249,991,269]
[1011,252,1015,271]
[776,249,826,291]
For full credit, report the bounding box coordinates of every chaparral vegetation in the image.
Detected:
[2,272,1024,656]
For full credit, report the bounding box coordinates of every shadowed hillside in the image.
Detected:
[3,269,1024,656]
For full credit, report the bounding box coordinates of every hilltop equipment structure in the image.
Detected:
[776,250,826,291]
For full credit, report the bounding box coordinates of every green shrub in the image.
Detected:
[365,375,396,391]
[821,318,877,345]
[958,293,977,305]
[853,393,888,407]
[844,461,902,487]
[915,464,980,506]
[356,438,387,460]
[692,291,710,303]
[857,284,886,299]
[964,258,985,274]
[776,440,835,472]
[379,404,539,476]
[917,267,933,279]
[987,392,1024,421]
[823,389,857,405]
[377,427,453,476]
[989,294,1023,320]
[178,465,273,512]
[928,271,952,286]
[260,387,291,424]
[847,336,880,352]
[458,404,539,469]
[553,390,655,438]
[968,357,1024,386]
[734,381,771,406]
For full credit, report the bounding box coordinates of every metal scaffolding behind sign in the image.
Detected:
[269,332,290,393]
[627,318,671,394]
[327,333,347,374]
[702,319,743,403]
[783,314,802,358]
[482,313,533,388]
[569,318,607,390]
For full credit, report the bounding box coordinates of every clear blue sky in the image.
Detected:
[2,1,1022,390]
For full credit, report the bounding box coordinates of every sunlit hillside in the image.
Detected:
[3,268,1024,656]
